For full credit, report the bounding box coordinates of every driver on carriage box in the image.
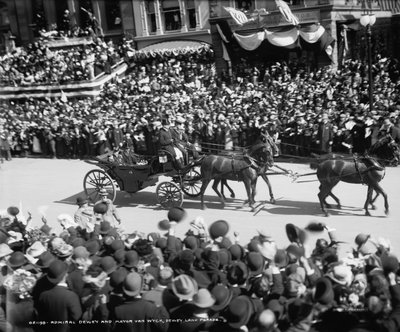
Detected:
[158,118,185,170]
[170,115,199,162]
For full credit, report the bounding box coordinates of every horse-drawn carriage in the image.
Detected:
[82,134,399,215]
[83,150,202,208]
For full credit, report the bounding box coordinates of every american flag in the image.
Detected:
[224,7,250,26]
[275,0,299,26]
[377,0,400,12]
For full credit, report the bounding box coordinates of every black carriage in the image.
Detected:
[83,150,201,209]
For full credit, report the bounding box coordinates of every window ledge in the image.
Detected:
[134,29,210,41]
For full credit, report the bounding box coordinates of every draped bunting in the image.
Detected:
[233,31,266,51]
[299,25,325,44]
[231,24,334,52]
[129,43,213,60]
[265,28,299,47]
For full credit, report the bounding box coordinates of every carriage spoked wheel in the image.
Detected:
[156,181,183,209]
[83,169,116,203]
[181,168,202,197]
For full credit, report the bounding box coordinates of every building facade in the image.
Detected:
[208,0,399,72]
[131,0,211,50]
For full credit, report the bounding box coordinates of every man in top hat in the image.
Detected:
[158,118,185,170]
[74,196,95,232]
[95,189,121,227]
[36,260,82,332]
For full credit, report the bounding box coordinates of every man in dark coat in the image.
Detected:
[36,260,82,332]
[112,272,169,332]
[316,113,334,154]
[158,119,184,169]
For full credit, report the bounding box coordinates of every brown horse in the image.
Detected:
[312,135,399,217]
[196,141,274,210]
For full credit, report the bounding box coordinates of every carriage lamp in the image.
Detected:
[360,14,376,114]
[159,151,168,164]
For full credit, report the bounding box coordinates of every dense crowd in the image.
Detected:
[0,203,399,332]
[1,51,400,162]
[0,38,123,86]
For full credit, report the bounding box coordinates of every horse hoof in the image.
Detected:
[323,212,330,217]
[365,211,371,216]
[201,205,207,210]
[337,204,341,210]
[270,198,276,204]
[230,194,235,199]
[371,205,376,210]
[385,210,389,216]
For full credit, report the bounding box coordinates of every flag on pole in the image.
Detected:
[224,7,250,26]
[275,0,299,26]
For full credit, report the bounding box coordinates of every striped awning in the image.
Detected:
[378,0,400,13]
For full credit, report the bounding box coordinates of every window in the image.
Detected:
[235,0,254,11]
[186,0,196,29]
[105,0,122,30]
[161,0,181,31]
[146,0,157,33]
[79,0,93,29]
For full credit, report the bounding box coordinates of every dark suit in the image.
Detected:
[36,285,82,332]
[112,298,169,332]
[158,127,176,158]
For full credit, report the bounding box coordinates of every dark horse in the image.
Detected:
[311,135,399,217]
[193,141,274,210]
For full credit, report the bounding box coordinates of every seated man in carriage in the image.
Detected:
[158,118,185,170]
[170,115,199,162]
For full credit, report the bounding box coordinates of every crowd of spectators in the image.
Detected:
[1,47,400,162]
[0,204,399,332]
[0,38,123,86]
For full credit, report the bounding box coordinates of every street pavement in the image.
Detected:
[1,158,399,257]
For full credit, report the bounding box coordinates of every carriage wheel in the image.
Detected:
[156,181,183,209]
[181,168,202,197]
[83,169,116,203]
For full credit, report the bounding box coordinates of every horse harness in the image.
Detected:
[353,156,385,184]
